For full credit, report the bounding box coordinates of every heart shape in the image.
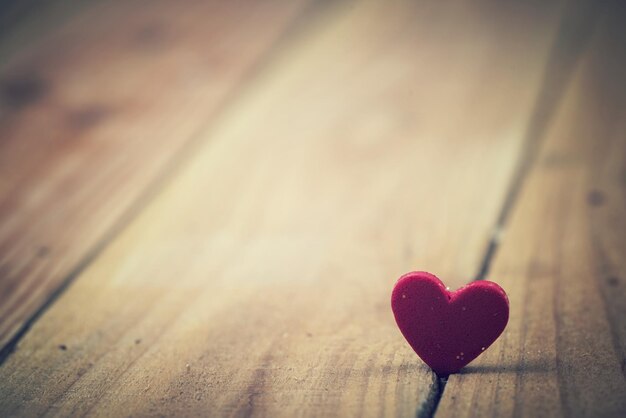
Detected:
[391,271,509,376]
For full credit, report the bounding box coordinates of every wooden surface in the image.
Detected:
[0,0,624,417]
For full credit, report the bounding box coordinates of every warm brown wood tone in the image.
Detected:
[0,0,566,416]
[437,5,626,417]
[0,0,92,62]
[0,0,308,350]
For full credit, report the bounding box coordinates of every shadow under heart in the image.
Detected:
[459,357,554,375]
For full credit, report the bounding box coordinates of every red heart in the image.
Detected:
[391,271,509,376]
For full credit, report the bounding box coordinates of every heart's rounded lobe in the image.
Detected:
[391,271,509,376]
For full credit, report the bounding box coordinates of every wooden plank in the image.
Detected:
[437,4,626,417]
[0,0,563,416]
[0,0,309,351]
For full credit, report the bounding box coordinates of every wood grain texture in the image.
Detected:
[437,4,626,417]
[0,0,308,351]
[0,1,565,416]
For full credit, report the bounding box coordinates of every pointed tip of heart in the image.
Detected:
[391,271,509,375]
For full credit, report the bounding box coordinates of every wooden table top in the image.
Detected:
[0,1,624,416]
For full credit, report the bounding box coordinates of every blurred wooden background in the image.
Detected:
[0,0,624,416]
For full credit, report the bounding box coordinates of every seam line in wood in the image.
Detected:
[417,375,448,418]
[428,3,607,417]
[473,0,606,283]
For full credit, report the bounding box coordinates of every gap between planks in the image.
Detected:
[424,1,608,417]
[436,3,626,413]
[473,0,606,283]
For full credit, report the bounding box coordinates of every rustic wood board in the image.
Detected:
[437,4,626,417]
[0,0,566,416]
[0,0,309,351]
